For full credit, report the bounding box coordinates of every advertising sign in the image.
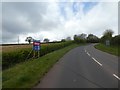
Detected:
[33,40,40,51]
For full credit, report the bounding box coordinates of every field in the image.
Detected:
[2,43,48,53]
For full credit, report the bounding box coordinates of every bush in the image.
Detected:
[74,37,86,44]
[111,35,120,46]
[100,35,120,46]
[2,41,73,70]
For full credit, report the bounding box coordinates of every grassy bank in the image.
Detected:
[2,44,80,88]
[94,43,120,56]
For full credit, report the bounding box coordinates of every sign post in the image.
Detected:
[33,40,41,58]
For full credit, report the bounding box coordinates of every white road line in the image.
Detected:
[87,52,90,56]
[92,57,102,66]
[113,74,120,80]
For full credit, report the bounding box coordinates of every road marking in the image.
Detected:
[113,74,120,80]
[85,49,86,52]
[87,52,90,56]
[92,57,102,66]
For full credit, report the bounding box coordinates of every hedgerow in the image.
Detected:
[2,41,73,70]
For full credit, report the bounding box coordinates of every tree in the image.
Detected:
[111,35,120,45]
[103,29,114,38]
[87,34,99,43]
[74,35,79,43]
[101,29,114,44]
[44,38,49,43]
[66,37,71,41]
[61,39,66,42]
[78,33,87,40]
[25,36,33,44]
[73,34,86,43]
[73,35,77,40]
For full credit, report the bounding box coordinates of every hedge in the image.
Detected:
[2,41,73,70]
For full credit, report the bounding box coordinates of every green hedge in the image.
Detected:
[2,41,73,70]
[111,35,120,46]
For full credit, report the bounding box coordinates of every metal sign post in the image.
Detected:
[25,39,41,60]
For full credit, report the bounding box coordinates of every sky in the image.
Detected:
[1,0,118,44]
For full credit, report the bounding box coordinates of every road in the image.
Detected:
[34,44,119,88]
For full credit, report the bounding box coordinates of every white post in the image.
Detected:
[18,36,19,44]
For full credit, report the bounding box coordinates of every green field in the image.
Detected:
[94,43,120,56]
[2,44,80,88]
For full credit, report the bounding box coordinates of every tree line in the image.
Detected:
[73,29,119,46]
[25,29,119,46]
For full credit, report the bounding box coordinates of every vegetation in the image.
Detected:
[43,38,50,43]
[25,36,33,44]
[111,35,120,46]
[100,29,119,46]
[100,29,114,44]
[2,41,73,70]
[2,44,32,53]
[2,44,79,88]
[3,29,119,70]
[72,29,119,56]
[61,39,66,42]
[95,43,119,56]
[95,29,119,56]
[2,28,119,88]
[73,34,86,43]
[87,34,99,43]
[73,33,99,44]
[66,36,71,41]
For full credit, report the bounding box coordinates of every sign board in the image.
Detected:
[106,40,110,46]
[33,40,40,51]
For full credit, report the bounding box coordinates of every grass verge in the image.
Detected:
[2,44,80,88]
[94,43,120,56]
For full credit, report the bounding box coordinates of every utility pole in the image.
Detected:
[18,36,19,44]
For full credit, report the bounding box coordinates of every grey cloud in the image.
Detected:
[2,2,62,43]
[1,2,118,44]
[2,2,46,31]
[2,29,19,43]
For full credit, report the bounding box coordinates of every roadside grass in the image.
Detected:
[2,44,80,88]
[0,52,1,65]
[94,43,120,56]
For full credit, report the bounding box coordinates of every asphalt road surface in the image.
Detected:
[34,44,119,88]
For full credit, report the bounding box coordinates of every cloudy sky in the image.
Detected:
[1,0,118,44]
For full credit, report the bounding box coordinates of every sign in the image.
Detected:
[106,40,110,46]
[33,40,40,51]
